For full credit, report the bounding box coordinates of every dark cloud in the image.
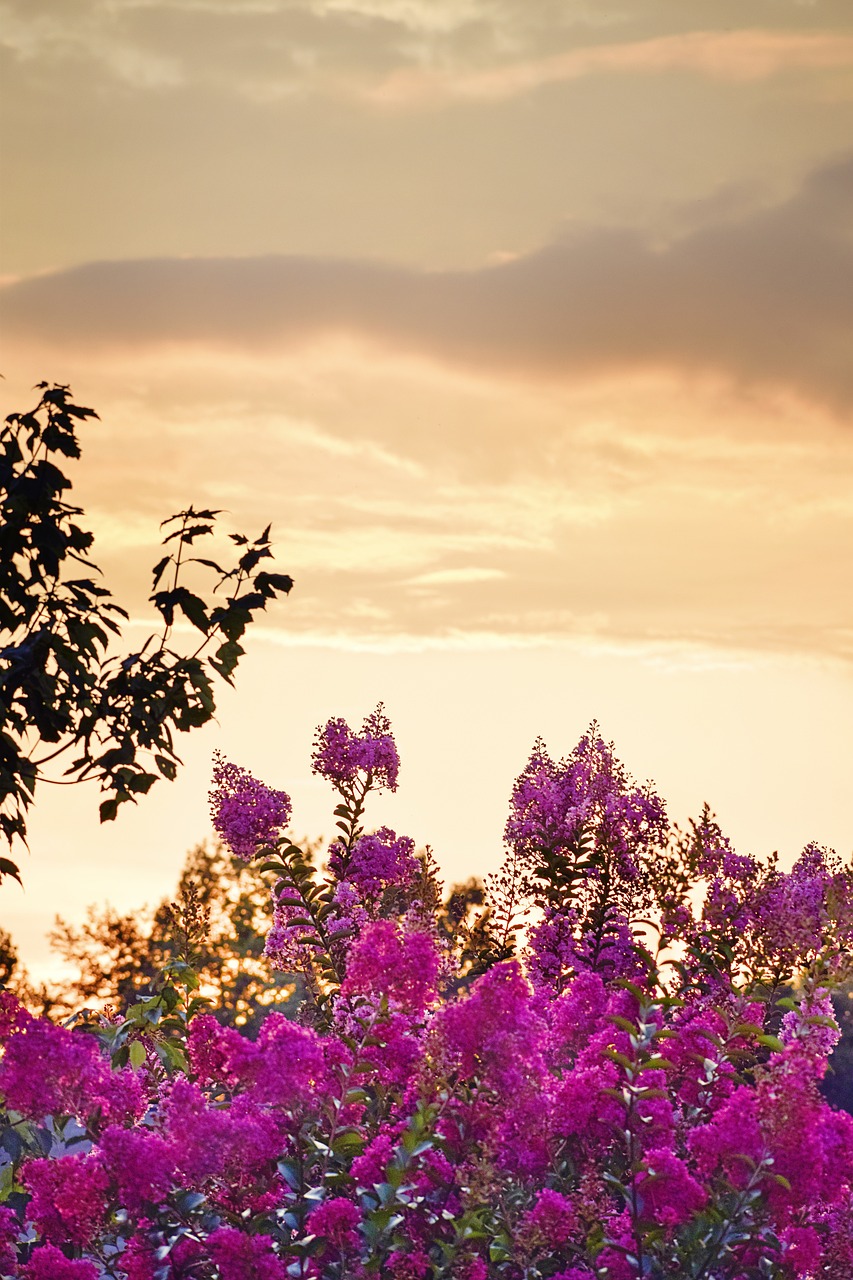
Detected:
[4,152,852,410]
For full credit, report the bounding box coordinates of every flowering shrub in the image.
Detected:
[1,709,853,1278]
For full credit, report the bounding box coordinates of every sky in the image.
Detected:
[1,0,852,983]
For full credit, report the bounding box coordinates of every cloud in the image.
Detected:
[5,2,852,107]
[370,28,853,106]
[4,152,853,411]
[0,2,184,89]
[405,566,508,586]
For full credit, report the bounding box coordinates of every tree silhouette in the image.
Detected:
[0,382,293,884]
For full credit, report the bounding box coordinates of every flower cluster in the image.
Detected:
[2,712,853,1280]
[209,752,292,861]
[311,703,400,795]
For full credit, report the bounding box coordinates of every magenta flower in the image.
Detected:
[23,1154,109,1247]
[208,1227,286,1280]
[307,1197,362,1254]
[209,752,291,860]
[311,704,400,795]
[4,721,853,1278]
[523,1187,578,1246]
[634,1148,707,1228]
[780,987,841,1072]
[98,1126,175,1212]
[0,1208,18,1276]
[342,919,440,1015]
[333,826,421,903]
[505,728,667,877]
[0,1001,143,1125]
[22,1245,100,1280]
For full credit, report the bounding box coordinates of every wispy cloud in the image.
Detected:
[5,2,852,107]
[405,566,508,587]
[370,28,853,106]
[0,3,184,89]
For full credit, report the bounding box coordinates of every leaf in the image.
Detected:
[0,858,23,886]
[128,1040,147,1069]
[608,1014,637,1035]
[150,555,171,589]
[175,590,209,633]
[209,639,244,684]
[99,797,120,823]
[255,570,294,595]
[155,754,178,781]
[602,1047,634,1071]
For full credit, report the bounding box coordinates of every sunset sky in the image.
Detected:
[2,0,852,983]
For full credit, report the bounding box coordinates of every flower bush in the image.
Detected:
[1,708,852,1278]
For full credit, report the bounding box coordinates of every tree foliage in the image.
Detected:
[45,840,484,1031]
[0,382,293,883]
[47,840,309,1034]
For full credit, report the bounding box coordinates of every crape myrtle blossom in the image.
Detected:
[207,1227,286,1280]
[504,728,667,884]
[330,827,421,906]
[209,751,292,861]
[341,919,441,1016]
[311,703,400,797]
[0,992,144,1125]
[2,715,853,1278]
[21,1244,100,1280]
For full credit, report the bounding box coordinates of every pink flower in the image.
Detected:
[23,1154,109,1246]
[245,1013,328,1108]
[780,988,841,1074]
[505,730,666,881]
[688,1086,764,1185]
[546,971,608,1062]
[189,1011,326,1109]
[208,1226,286,1280]
[334,827,420,902]
[782,1225,823,1277]
[23,1244,99,1280]
[524,1187,578,1247]
[209,753,291,860]
[307,1197,362,1254]
[0,1008,142,1125]
[99,1125,175,1211]
[311,704,399,795]
[117,1235,160,1280]
[437,960,545,1093]
[0,1206,18,1274]
[634,1148,706,1228]
[342,919,440,1015]
[387,1250,431,1278]
[163,1078,280,1206]
[187,1012,248,1086]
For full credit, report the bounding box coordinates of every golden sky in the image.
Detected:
[1,0,852,981]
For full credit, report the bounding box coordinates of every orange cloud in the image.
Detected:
[370,29,853,106]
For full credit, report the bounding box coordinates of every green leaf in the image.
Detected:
[128,1040,147,1069]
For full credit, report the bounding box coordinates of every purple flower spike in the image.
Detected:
[209,753,292,862]
[311,703,400,795]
